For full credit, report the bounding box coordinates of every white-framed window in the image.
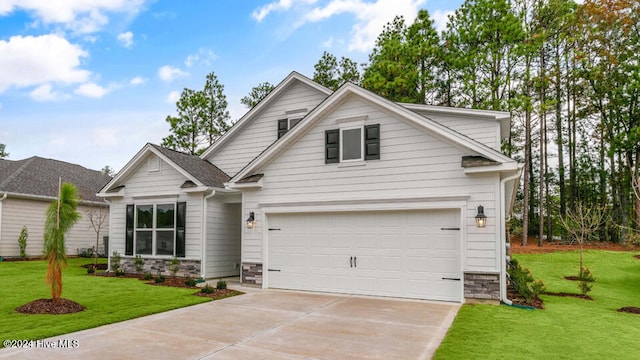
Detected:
[134,203,176,256]
[340,126,364,162]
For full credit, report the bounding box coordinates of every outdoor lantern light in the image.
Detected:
[475,205,487,228]
[246,211,255,229]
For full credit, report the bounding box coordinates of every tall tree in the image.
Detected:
[0,143,8,158]
[313,51,361,90]
[241,82,275,108]
[201,72,231,146]
[101,165,115,177]
[44,181,81,303]
[162,71,231,155]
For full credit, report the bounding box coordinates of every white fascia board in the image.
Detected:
[224,178,263,190]
[463,162,520,174]
[200,72,332,159]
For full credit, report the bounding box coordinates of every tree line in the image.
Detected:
[163,0,640,245]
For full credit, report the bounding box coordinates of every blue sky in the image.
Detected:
[0,0,463,172]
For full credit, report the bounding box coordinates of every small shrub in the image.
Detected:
[508,259,546,302]
[168,257,180,277]
[17,226,28,259]
[624,231,640,248]
[86,267,95,274]
[201,285,215,294]
[143,272,153,280]
[216,279,227,290]
[133,255,145,274]
[154,275,166,283]
[110,251,121,273]
[578,267,595,295]
[184,277,197,287]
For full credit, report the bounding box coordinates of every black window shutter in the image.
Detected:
[125,204,134,256]
[176,202,186,257]
[364,124,380,160]
[325,129,340,164]
[277,119,288,139]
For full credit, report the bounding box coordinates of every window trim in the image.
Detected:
[133,203,177,257]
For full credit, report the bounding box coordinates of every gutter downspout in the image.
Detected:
[500,166,523,305]
[0,193,7,254]
[201,190,216,278]
[102,198,112,272]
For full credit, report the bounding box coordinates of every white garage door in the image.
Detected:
[267,209,462,301]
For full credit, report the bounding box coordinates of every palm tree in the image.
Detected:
[44,180,81,303]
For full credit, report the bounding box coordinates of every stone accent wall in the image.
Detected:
[464,273,500,300]
[120,257,201,278]
[242,262,262,285]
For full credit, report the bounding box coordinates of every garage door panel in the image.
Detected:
[267,209,461,301]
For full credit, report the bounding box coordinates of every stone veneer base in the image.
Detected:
[242,262,263,285]
[464,272,501,300]
[119,257,201,278]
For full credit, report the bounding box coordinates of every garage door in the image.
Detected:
[267,209,462,301]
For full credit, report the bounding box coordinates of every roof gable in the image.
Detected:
[98,143,229,195]
[200,71,332,160]
[229,82,518,184]
[0,157,112,202]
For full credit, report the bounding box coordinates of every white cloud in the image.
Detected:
[91,127,119,147]
[129,76,146,85]
[158,65,188,82]
[252,0,294,22]
[322,37,334,48]
[0,0,148,34]
[117,31,133,48]
[431,9,453,33]
[30,83,68,102]
[184,48,217,67]
[305,0,426,52]
[0,34,90,93]
[166,90,180,103]
[74,82,109,98]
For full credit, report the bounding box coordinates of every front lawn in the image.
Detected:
[435,250,640,359]
[0,258,211,345]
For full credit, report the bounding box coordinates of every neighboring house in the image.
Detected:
[99,72,522,303]
[0,157,111,258]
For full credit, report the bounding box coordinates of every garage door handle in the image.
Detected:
[354,256,357,268]
[350,256,353,268]
[442,277,461,281]
[441,227,460,231]
[268,269,281,272]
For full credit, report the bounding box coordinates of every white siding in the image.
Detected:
[0,198,109,257]
[205,196,241,278]
[107,154,204,260]
[205,82,329,176]
[242,96,501,273]
[416,111,501,151]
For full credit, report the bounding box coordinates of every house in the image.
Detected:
[0,156,111,258]
[98,72,522,303]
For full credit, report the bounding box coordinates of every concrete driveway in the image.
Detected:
[0,288,460,360]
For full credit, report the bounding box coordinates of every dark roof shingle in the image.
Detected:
[0,157,112,202]
[149,144,230,187]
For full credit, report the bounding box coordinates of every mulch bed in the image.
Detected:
[543,291,592,300]
[82,263,108,270]
[617,306,640,314]
[564,276,580,281]
[195,289,244,299]
[511,239,639,255]
[16,298,85,315]
[634,255,640,260]
[507,288,544,309]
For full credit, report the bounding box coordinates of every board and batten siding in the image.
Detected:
[107,154,203,259]
[205,196,241,278]
[241,96,502,273]
[204,82,329,176]
[0,197,108,257]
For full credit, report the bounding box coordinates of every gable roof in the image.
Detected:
[228,82,519,184]
[98,143,230,195]
[199,71,332,160]
[0,157,112,203]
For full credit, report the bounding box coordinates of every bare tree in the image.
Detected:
[559,203,608,274]
[87,204,109,269]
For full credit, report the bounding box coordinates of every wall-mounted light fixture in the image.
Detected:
[475,205,487,228]
[246,211,256,229]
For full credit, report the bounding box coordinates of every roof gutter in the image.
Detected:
[499,165,524,305]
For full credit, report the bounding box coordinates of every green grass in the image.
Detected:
[435,250,640,359]
[0,258,211,345]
